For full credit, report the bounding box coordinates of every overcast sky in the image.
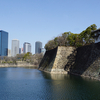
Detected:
[0,0,100,54]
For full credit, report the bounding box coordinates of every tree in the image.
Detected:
[30,53,43,65]
[79,24,97,45]
[23,52,32,62]
[44,40,57,50]
[44,24,97,50]
[16,53,25,61]
[67,33,77,46]
[90,24,97,30]
[62,32,70,46]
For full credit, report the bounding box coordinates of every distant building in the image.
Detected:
[8,49,11,57]
[0,30,8,56]
[19,48,23,54]
[92,29,100,43]
[19,48,21,54]
[20,44,23,54]
[35,41,42,54]
[40,48,46,55]
[23,42,31,53]
[21,47,23,54]
[11,39,19,57]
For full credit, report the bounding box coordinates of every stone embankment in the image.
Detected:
[68,42,100,80]
[0,61,38,68]
[38,46,75,74]
[39,43,100,80]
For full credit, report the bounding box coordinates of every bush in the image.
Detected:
[75,42,83,47]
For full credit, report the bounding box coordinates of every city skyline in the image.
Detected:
[10,39,43,56]
[0,0,100,54]
[7,38,44,56]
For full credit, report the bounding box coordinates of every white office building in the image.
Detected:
[23,42,31,53]
[11,39,19,57]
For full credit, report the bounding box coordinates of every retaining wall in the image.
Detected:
[39,43,100,80]
[39,46,75,74]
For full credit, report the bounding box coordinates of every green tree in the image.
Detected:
[79,24,97,45]
[23,52,32,62]
[44,40,56,50]
[44,24,97,50]
[67,33,78,46]
[62,32,70,46]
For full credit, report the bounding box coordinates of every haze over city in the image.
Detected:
[0,0,100,54]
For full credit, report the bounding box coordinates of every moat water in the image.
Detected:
[0,67,100,100]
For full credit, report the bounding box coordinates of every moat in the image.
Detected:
[0,67,100,100]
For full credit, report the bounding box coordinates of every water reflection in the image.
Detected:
[0,68,100,100]
[41,72,69,80]
[41,72,100,100]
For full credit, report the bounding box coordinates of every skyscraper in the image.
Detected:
[0,30,8,56]
[11,39,19,57]
[23,42,31,53]
[35,41,42,54]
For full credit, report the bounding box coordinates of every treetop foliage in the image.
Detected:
[45,24,97,50]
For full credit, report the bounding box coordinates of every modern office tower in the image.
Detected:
[0,30,8,56]
[23,42,31,53]
[11,39,19,57]
[35,41,42,54]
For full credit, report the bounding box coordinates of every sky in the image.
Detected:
[0,0,100,54]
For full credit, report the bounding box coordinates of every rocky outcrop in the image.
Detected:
[38,46,75,74]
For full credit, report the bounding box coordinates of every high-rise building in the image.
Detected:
[11,39,19,57]
[23,42,31,53]
[0,30,8,56]
[35,41,42,54]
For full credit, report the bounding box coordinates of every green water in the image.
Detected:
[0,67,100,100]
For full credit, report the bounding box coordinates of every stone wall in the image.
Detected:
[0,61,37,68]
[39,43,100,80]
[68,42,100,80]
[38,46,75,74]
